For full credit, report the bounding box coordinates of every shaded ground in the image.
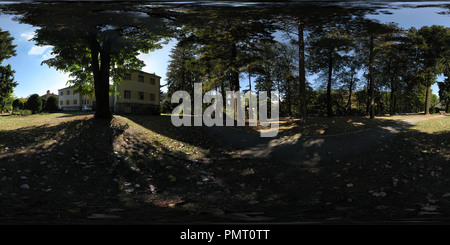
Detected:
[0,113,449,224]
[207,115,443,165]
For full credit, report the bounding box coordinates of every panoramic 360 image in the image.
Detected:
[0,0,450,237]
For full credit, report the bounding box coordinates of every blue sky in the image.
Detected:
[0,2,449,99]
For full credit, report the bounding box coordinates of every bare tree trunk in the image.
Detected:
[230,43,240,121]
[425,85,431,115]
[369,35,375,119]
[390,80,395,116]
[298,20,307,122]
[287,76,292,117]
[326,51,333,117]
[346,79,353,115]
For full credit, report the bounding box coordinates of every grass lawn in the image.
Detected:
[0,112,449,223]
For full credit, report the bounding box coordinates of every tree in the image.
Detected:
[0,28,17,112]
[308,27,353,117]
[408,25,449,115]
[374,28,411,115]
[44,95,58,112]
[27,94,42,114]
[181,7,276,121]
[0,29,16,61]
[7,2,175,119]
[166,35,202,100]
[0,65,17,112]
[12,98,21,111]
[337,55,362,115]
[354,20,399,119]
[438,80,450,112]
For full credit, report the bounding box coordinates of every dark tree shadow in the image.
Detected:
[0,116,202,223]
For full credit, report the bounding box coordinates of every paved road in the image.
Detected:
[206,115,443,165]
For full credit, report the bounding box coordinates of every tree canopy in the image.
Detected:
[6,2,176,118]
[0,28,17,112]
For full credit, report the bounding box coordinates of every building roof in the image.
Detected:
[435,102,445,109]
[129,69,161,78]
[41,90,59,99]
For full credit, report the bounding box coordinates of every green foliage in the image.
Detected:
[0,65,17,112]
[8,2,175,118]
[17,109,32,116]
[438,80,450,111]
[12,98,23,111]
[44,96,58,112]
[0,28,17,112]
[27,94,42,114]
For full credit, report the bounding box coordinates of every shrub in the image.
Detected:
[27,94,42,114]
[18,109,32,116]
[13,99,23,111]
[44,96,58,112]
[40,97,47,112]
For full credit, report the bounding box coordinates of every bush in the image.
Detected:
[40,97,47,111]
[161,100,174,114]
[18,109,32,116]
[12,98,23,112]
[44,96,58,112]
[27,94,42,114]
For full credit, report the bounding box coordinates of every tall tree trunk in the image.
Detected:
[88,32,112,119]
[390,80,395,116]
[297,20,307,122]
[369,35,375,119]
[230,43,240,121]
[287,76,292,117]
[346,79,353,115]
[425,84,431,115]
[326,51,333,117]
[388,59,395,116]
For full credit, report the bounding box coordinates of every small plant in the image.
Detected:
[18,109,32,116]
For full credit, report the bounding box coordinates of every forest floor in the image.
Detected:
[0,112,449,224]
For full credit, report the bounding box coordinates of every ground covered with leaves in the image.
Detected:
[0,113,449,223]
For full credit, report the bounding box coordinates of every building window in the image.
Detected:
[150,93,155,101]
[124,90,131,99]
[73,100,77,105]
[86,99,89,105]
[60,101,63,105]
[138,75,144,83]
[66,100,70,105]
[60,91,63,96]
[124,73,131,80]
[150,78,155,85]
[139,92,144,100]
[66,90,70,95]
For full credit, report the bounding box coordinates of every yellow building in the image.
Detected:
[58,70,160,114]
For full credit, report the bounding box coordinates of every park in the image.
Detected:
[0,1,449,228]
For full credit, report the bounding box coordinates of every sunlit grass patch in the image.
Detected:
[411,116,450,133]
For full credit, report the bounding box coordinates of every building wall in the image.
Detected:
[57,70,160,114]
[58,87,81,110]
[114,71,160,114]
[116,71,160,105]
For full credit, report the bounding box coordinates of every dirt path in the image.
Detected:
[206,115,443,165]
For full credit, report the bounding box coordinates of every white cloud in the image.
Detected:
[28,45,52,56]
[20,32,35,41]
